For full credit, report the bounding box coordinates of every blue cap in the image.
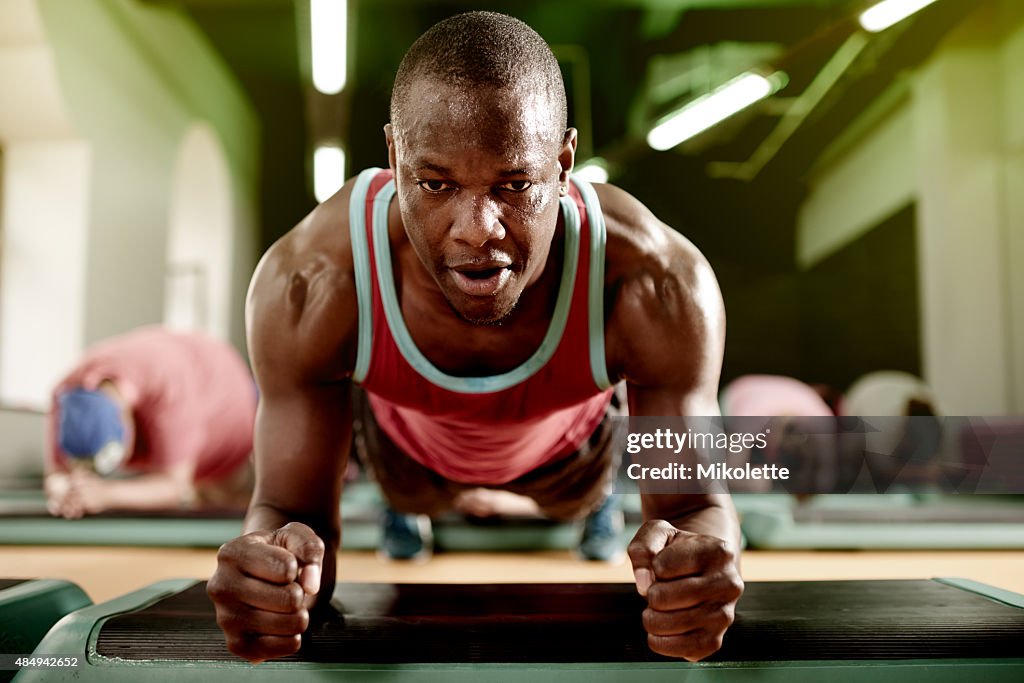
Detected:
[57,388,125,459]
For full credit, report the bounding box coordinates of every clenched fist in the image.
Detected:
[628,520,743,661]
[207,522,325,663]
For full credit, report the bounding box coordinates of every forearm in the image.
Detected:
[671,495,741,550]
[244,500,341,547]
[98,474,194,511]
[644,493,742,554]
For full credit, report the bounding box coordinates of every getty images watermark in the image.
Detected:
[613,416,1024,495]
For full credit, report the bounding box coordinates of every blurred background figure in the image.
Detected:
[843,371,940,418]
[721,374,838,493]
[891,397,943,487]
[843,371,944,490]
[45,326,256,519]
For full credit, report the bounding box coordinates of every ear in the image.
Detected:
[385,123,397,172]
[557,128,578,187]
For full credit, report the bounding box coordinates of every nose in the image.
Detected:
[450,193,506,247]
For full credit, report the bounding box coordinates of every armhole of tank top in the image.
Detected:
[348,168,380,383]
[570,176,612,391]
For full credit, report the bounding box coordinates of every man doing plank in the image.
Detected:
[208,11,742,664]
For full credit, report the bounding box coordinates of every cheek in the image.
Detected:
[398,202,450,267]
[508,186,558,227]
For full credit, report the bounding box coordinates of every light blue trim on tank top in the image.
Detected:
[369,178,581,394]
[570,175,612,391]
[348,167,381,383]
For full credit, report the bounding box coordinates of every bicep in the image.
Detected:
[621,259,725,417]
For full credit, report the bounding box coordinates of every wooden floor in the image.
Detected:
[5,546,1024,603]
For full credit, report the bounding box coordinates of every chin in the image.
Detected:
[448,293,520,327]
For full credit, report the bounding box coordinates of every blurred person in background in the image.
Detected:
[45,326,257,518]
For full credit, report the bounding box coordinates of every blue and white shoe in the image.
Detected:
[379,507,433,562]
[578,496,625,562]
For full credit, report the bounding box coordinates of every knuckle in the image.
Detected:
[647,634,682,659]
[300,538,325,559]
[265,634,302,658]
[698,631,725,657]
[640,608,663,634]
[285,583,306,611]
[216,610,245,634]
[626,537,650,562]
[269,553,298,580]
[270,613,306,636]
[646,634,668,656]
[720,542,740,566]
[215,541,236,563]
[295,608,310,633]
[207,576,236,605]
[225,635,249,658]
[723,574,744,600]
[645,584,668,611]
[709,604,734,631]
[281,521,309,538]
[707,536,733,562]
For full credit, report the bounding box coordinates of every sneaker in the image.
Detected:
[578,496,625,562]
[379,507,433,562]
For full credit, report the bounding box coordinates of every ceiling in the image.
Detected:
[144,0,974,255]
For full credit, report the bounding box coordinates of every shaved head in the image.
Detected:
[390,12,567,146]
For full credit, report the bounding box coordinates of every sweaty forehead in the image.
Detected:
[394,79,561,160]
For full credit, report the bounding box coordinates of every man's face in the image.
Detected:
[387,78,575,325]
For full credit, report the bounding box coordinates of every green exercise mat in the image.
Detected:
[0,486,641,552]
[737,493,1024,549]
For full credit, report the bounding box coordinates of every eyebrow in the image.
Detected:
[413,162,538,178]
[415,161,453,176]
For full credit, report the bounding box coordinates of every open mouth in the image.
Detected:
[450,265,512,296]
[460,267,506,280]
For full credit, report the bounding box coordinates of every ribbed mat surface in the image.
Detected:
[95,580,1024,663]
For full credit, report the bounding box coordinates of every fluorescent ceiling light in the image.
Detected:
[574,159,609,184]
[859,0,939,33]
[647,72,783,151]
[311,0,347,94]
[314,145,345,202]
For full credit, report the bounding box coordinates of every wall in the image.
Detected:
[1003,5,1024,414]
[913,1,1020,414]
[796,0,1024,413]
[0,0,89,407]
[0,0,260,408]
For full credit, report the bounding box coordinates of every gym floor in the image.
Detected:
[8,546,1024,604]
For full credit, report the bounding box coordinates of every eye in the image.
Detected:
[417,179,451,193]
[499,180,533,192]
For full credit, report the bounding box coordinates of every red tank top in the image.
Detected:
[350,168,613,484]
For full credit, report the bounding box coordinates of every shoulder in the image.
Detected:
[593,183,725,391]
[246,175,368,388]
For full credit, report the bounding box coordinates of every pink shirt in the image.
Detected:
[720,375,834,417]
[48,327,255,482]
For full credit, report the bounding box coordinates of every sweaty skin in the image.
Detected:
[207,78,742,664]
